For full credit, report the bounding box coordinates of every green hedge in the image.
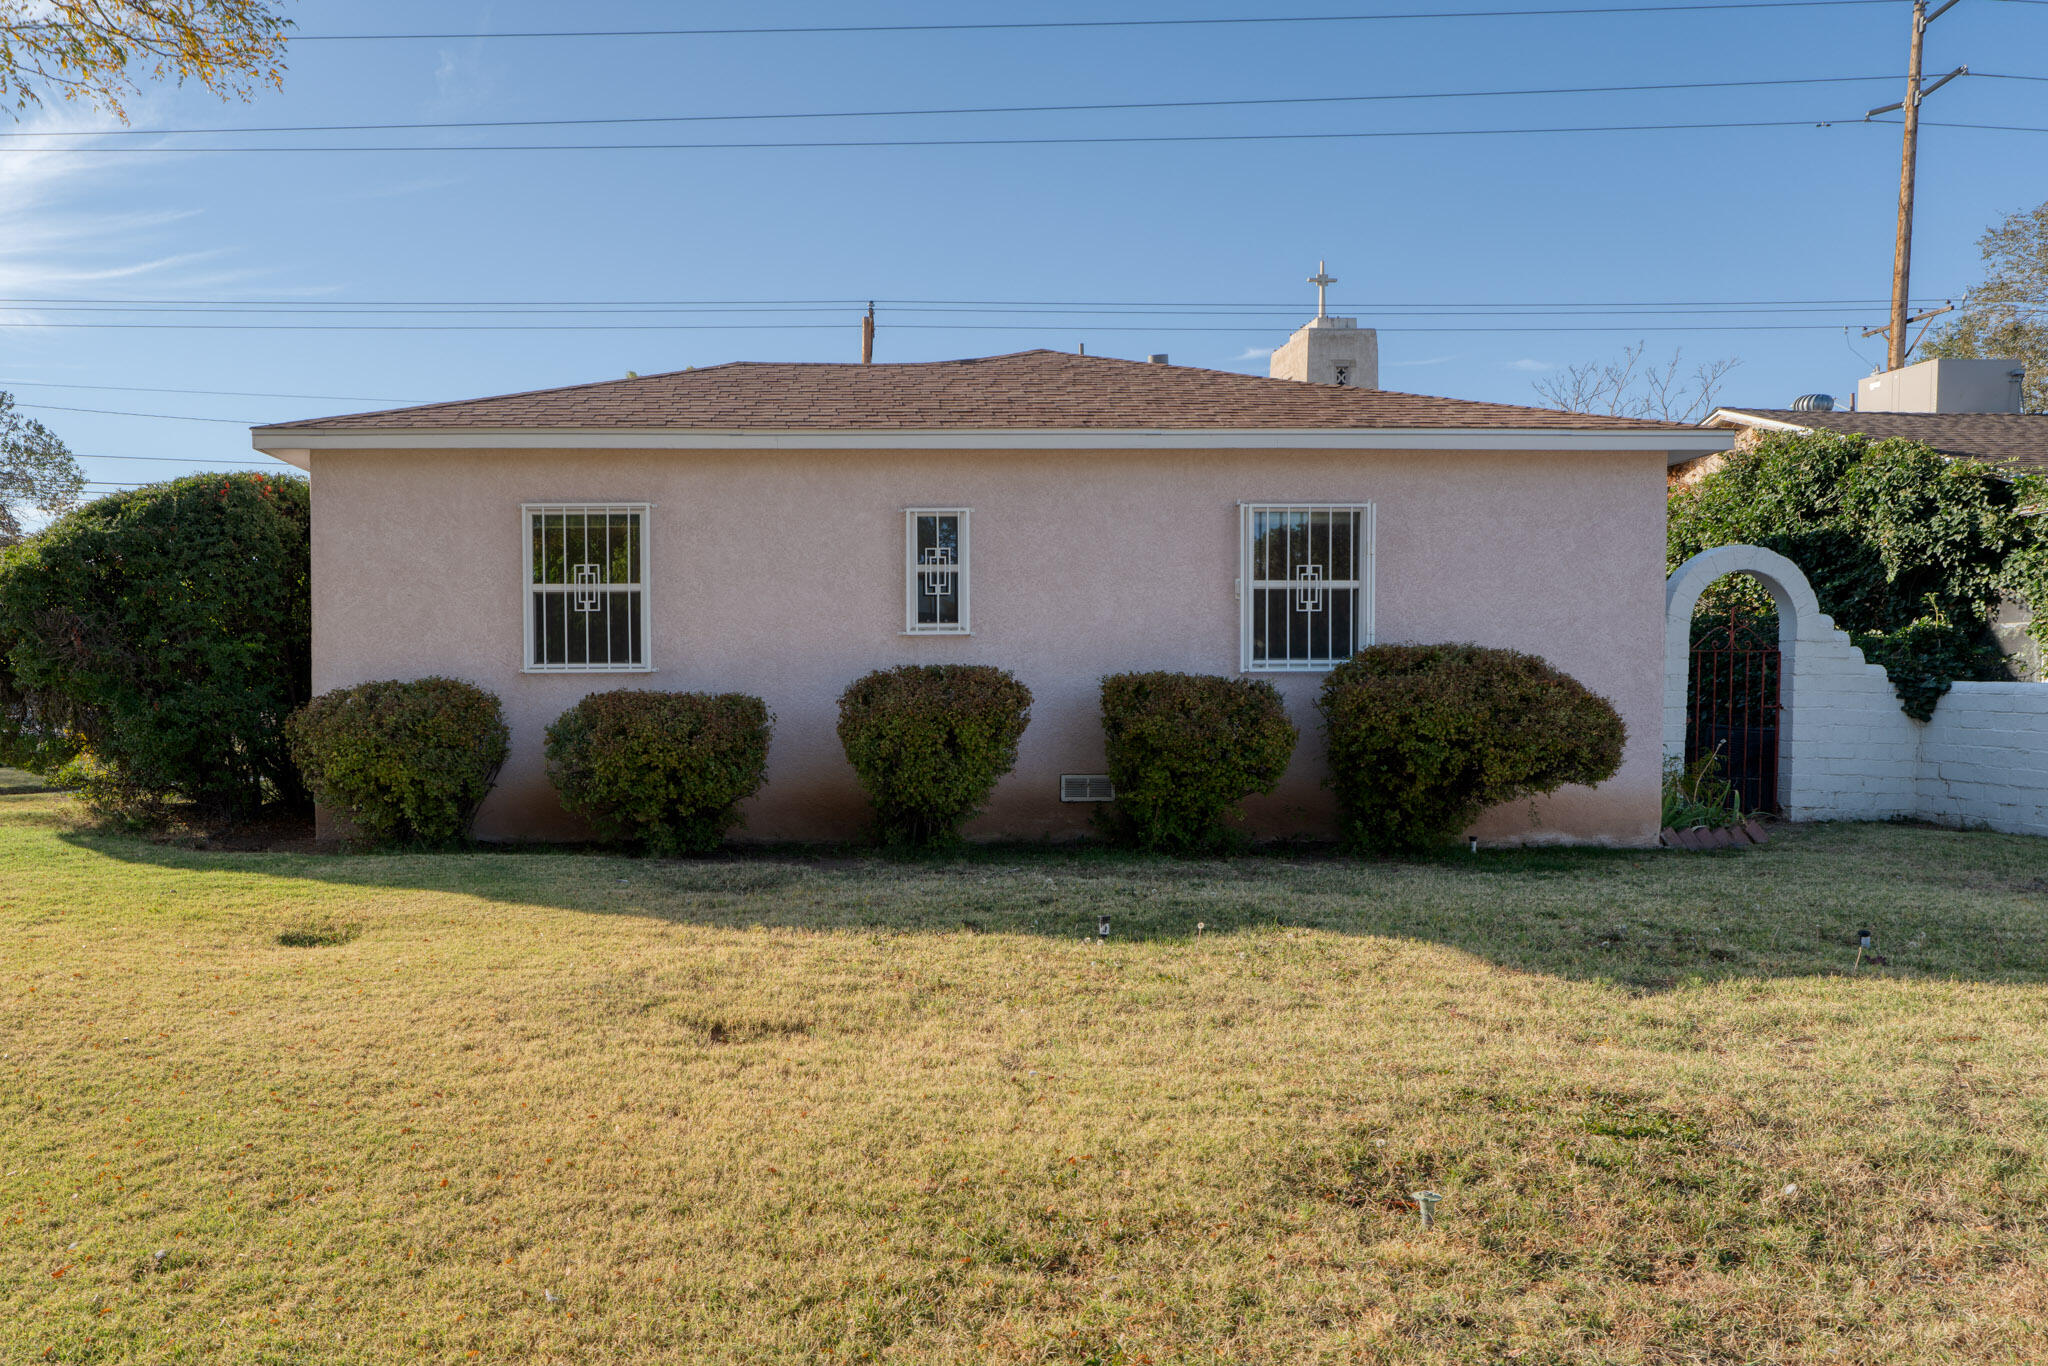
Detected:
[836,664,1032,846]
[286,677,509,845]
[1318,644,1625,853]
[0,472,310,815]
[544,690,772,855]
[1099,671,1296,851]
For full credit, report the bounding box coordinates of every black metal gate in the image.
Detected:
[1686,606,1783,816]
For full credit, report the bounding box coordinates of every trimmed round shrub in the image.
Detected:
[836,664,1032,846]
[285,677,509,845]
[1099,671,1297,852]
[1317,644,1625,853]
[544,690,772,855]
[0,472,310,816]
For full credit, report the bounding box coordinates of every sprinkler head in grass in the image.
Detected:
[1413,1190,1442,1230]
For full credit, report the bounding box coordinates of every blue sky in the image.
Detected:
[0,0,2042,498]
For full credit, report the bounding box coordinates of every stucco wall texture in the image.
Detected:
[308,445,1670,845]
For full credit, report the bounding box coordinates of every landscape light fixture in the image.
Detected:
[1097,914,1111,943]
[1413,1190,1443,1231]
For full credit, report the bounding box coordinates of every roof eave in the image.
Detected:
[253,424,1733,458]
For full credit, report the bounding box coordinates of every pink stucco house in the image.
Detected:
[252,332,1731,846]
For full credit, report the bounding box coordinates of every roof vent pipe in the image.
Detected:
[1147,353,1169,365]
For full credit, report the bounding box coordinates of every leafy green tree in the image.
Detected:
[1669,430,2047,718]
[1,1,292,121]
[1922,199,2047,413]
[0,391,83,547]
[0,471,310,814]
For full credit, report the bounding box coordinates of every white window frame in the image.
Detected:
[522,502,655,674]
[904,507,971,635]
[1238,502,1374,673]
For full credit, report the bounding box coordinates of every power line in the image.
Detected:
[5,322,1895,336]
[4,118,2037,154]
[16,401,260,423]
[0,119,1933,153]
[281,2,1897,42]
[0,74,1904,139]
[0,294,1943,309]
[0,378,422,402]
[75,453,289,465]
[0,301,1952,319]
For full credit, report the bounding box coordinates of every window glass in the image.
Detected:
[526,505,649,670]
[907,510,969,633]
[1242,504,1370,670]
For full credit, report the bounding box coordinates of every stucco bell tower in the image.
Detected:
[1268,261,1378,389]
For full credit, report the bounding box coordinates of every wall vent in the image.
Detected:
[1060,774,1116,803]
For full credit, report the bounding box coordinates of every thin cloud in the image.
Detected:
[1389,354,1457,368]
[1236,346,1276,362]
[1504,358,1555,373]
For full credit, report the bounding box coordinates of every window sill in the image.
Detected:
[1243,663,1343,674]
[901,630,972,637]
[522,665,657,675]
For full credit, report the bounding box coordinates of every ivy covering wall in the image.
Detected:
[1669,430,2048,720]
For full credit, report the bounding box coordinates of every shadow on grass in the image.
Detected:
[50,807,2048,990]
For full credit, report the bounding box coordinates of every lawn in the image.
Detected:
[4,792,2047,1364]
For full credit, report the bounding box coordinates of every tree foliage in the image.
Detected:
[0,391,83,547]
[1532,341,1741,422]
[1668,430,2048,719]
[287,677,508,846]
[545,690,773,856]
[1318,644,1625,853]
[0,471,310,813]
[0,0,292,120]
[836,665,1032,847]
[1098,671,1297,852]
[1923,199,2047,413]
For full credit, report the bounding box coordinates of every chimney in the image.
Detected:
[1269,260,1377,388]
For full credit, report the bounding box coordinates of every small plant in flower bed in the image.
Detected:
[1318,643,1625,853]
[1662,751,1745,831]
[285,677,509,846]
[836,664,1032,846]
[1098,670,1297,852]
[544,690,773,855]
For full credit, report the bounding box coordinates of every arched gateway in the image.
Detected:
[1665,544,1927,823]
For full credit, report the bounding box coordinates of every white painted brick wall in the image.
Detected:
[1669,546,2048,841]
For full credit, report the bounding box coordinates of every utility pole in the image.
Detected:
[1868,0,1966,372]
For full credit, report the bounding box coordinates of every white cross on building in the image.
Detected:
[1308,261,1337,318]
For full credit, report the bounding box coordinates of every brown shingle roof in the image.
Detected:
[1710,408,2048,474]
[257,350,1695,434]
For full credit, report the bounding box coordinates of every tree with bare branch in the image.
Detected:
[1533,342,1741,423]
[0,1,291,121]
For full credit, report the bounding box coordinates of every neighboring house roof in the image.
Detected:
[254,350,1708,440]
[1703,407,2048,474]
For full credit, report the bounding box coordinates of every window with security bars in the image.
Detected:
[905,509,970,634]
[524,504,651,671]
[1240,503,1374,671]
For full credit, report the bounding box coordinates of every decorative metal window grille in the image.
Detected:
[1239,503,1374,671]
[524,504,651,672]
[905,509,970,634]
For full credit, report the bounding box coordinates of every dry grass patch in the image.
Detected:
[3,792,2047,1363]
